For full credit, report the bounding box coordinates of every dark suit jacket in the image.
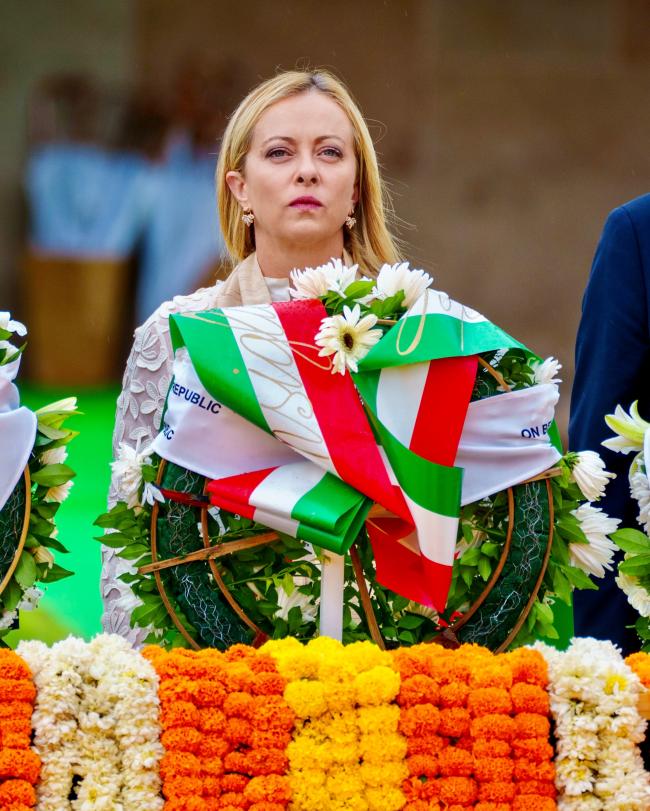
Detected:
[569,193,650,653]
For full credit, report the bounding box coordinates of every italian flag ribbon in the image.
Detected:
[153,292,560,611]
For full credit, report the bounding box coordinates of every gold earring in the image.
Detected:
[345,211,356,229]
[242,210,255,227]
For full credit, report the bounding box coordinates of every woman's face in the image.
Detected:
[226,90,359,252]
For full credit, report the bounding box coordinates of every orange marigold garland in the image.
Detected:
[144,644,293,810]
[392,643,556,811]
[0,649,39,810]
[627,651,650,688]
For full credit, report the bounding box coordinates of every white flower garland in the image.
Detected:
[535,638,650,809]
[18,634,163,810]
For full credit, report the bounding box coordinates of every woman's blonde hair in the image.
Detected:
[216,69,400,274]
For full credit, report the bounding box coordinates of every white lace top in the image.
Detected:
[103,276,291,645]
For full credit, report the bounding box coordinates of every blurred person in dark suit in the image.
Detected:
[570,194,650,654]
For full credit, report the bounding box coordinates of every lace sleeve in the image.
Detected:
[101,284,222,646]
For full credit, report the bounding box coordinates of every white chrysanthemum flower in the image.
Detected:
[33,546,54,567]
[274,585,318,623]
[616,572,650,618]
[290,258,359,300]
[111,442,153,509]
[141,481,165,507]
[45,479,73,504]
[0,311,26,336]
[17,586,44,611]
[532,356,563,386]
[372,262,433,309]
[603,401,650,454]
[630,468,650,533]
[40,446,68,466]
[569,503,620,578]
[568,450,615,502]
[0,610,17,630]
[315,304,382,375]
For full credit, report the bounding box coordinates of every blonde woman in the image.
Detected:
[103,70,401,642]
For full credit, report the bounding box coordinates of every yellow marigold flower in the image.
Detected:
[355,666,401,707]
[359,760,408,788]
[291,784,330,810]
[323,678,357,711]
[359,732,407,764]
[344,641,393,672]
[284,679,327,719]
[327,764,365,797]
[308,636,343,656]
[366,786,407,811]
[357,705,400,735]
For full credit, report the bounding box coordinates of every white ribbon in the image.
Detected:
[0,356,37,511]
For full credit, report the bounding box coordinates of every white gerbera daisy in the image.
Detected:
[290,258,359,300]
[568,450,615,502]
[315,304,382,375]
[603,401,650,454]
[372,262,433,309]
[0,312,26,336]
[532,356,563,387]
[569,503,620,578]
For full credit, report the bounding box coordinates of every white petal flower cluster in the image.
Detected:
[111,441,154,510]
[535,638,650,809]
[0,610,16,630]
[39,446,68,466]
[19,634,164,810]
[372,262,433,309]
[569,503,620,578]
[17,585,44,611]
[315,304,382,375]
[45,479,74,504]
[569,450,615,502]
[290,258,359,300]
[616,572,650,618]
[274,584,318,624]
[630,467,650,535]
[603,401,650,455]
[0,311,27,336]
[532,356,563,387]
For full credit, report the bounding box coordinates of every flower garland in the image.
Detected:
[0,649,40,809]
[261,636,406,811]
[143,643,294,810]
[391,643,556,810]
[536,637,650,809]
[18,634,162,810]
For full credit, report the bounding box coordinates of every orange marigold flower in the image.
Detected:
[223,717,254,746]
[439,682,470,708]
[454,736,473,752]
[470,714,514,741]
[397,675,440,708]
[510,682,549,715]
[1,730,31,749]
[251,697,294,732]
[403,802,431,811]
[224,692,255,720]
[248,653,277,674]
[0,701,32,720]
[399,704,441,737]
[444,660,472,685]
[250,672,285,696]
[251,729,291,750]
[193,679,226,708]
[0,778,36,805]
[159,679,194,705]
[511,737,553,763]
[439,776,478,805]
[202,776,222,796]
[221,773,249,793]
[407,733,448,757]
[476,804,511,811]
[473,739,511,759]
[478,781,516,803]
[198,708,227,733]
[160,751,201,780]
[224,644,255,662]
[505,649,548,687]
[438,707,470,738]
[513,713,550,740]
[468,687,512,717]
[407,754,439,779]
[0,750,40,783]
[223,663,255,693]
[161,727,202,753]
[402,775,427,802]
[248,803,285,811]
[0,652,31,680]
[474,756,514,783]
[162,775,204,798]
[202,757,225,777]
[514,759,554,783]
[198,736,230,759]
[218,792,249,808]
[0,680,35,704]
[244,774,292,804]
[512,796,555,811]
[391,648,430,679]
[164,796,208,810]
[163,700,200,729]
[469,664,512,691]
[516,780,556,797]
[438,747,473,777]
[627,652,650,687]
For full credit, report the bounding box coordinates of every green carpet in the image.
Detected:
[5,386,118,645]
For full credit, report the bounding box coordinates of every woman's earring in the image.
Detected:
[242,210,255,227]
[345,211,356,229]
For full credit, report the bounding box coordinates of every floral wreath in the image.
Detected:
[98,263,620,652]
[0,313,75,636]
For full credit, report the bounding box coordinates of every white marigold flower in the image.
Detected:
[274,585,318,624]
[630,468,650,534]
[569,503,620,578]
[603,401,650,454]
[616,572,650,618]
[568,450,615,502]
[45,479,73,504]
[17,586,44,611]
[315,304,382,375]
[111,441,153,509]
[532,356,563,386]
[0,311,26,336]
[0,610,17,630]
[290,258,358,300]
[372,262,433,309]
[39,446,68,466]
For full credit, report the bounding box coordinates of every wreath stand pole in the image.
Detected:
[319,552,345,640]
